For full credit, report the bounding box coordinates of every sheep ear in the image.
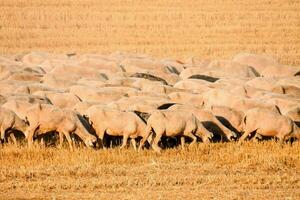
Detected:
[24,118,30,126]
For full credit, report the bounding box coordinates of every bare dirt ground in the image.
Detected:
[0,142,299,199]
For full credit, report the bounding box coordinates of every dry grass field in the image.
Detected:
[0,0,300,65]
[0,142,299,199]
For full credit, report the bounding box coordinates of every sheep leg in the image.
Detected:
[285,134,294,146]
[238,131,251,143]
[254,133,263,142]
[212,117,236,140]
[277,134,288,147]
[152,132,162,153]
[138,126,152,151]
[138,136,148,151]
[7,130,17,145]
[63,131,74,151]
[185,132,197,147]
[58,132,64,149]
[130,138,137,151]
[97,129,106,149]
[120,134,129,149]
[180,136,185,150]
[40,137,45,147]
[26,125,38,148]
[0,126,6,142]
[147,133,153,145]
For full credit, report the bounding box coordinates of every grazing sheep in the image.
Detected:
[139,110,213,153]
[239,108,300,143]
[25,104,97,150]
[0,107,27,144]
[86,106,148,150]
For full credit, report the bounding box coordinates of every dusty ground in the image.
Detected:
[0,142,299,199]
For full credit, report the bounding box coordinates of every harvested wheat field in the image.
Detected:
[0,142,299,199]
[0,0,300,65]
[1,0,300,199]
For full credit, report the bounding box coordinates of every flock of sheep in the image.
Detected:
[0,52,299,152]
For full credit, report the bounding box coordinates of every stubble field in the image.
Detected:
[0,142,299,199]
[0,0,300,65]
